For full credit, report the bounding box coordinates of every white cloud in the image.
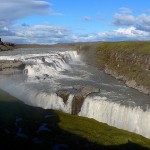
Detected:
[119,7,133,14]
[1,24,71,44]
[67,27,150,42]
[1,3,150,44]
[0,0,51,21]
[138,14,150,26]
[111,12,150,33]
[98,26,150,41]
[0,0,52,39]
[111,14,137,26]
[69,34,98,42]
[2,23,150,44]
[0,0,66,44]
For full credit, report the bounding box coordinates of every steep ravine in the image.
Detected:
[79,41,150,95]
[1,44,150,139]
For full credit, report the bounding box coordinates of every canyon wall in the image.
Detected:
[80,41,150,95]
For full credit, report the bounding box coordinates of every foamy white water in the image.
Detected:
[79,96,150,138]
[0,79,74,114]
[0,50,79,79]
[0,47,150,138]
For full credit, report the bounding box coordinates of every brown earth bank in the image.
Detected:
[0,42,16,51]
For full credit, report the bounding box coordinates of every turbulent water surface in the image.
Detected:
[0,48,150,138]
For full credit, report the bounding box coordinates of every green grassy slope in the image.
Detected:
[57,110,150,147]
[0,90,150,149]
[97,41,150,54]
[95,41,150,90]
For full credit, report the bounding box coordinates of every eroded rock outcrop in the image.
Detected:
[56,85,99,115]
[0,41,16,51]
[56,90,70,104]
[79,42,150,95]
[73,85,99,97]
[72,94,84,115]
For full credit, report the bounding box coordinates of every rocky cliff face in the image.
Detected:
[56,85,99,115]
[96,46,150,95]
[79,41,150,95]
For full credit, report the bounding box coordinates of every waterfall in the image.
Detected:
[0,50,79,80]
[0,48,150,139]
[2,77,150,138]
[79,96,150,138]
[0,80,74,114]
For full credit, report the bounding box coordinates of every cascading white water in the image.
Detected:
[0,47,150,139]
[24,52,78,78]
[0,49,81,114]
[0,50,79,80]
[79,96,150,138]
[0,80,74,114]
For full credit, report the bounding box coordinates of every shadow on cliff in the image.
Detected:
[0,100,149,150]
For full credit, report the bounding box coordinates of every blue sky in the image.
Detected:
[1,0,150,44]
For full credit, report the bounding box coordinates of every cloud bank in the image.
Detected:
[112,13,150,32]
[1,3,150,44]
[0,0,50,21]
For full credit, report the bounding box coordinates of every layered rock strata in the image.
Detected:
[56,85,99,115]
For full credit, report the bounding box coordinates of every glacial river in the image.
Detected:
[0,48,150,138]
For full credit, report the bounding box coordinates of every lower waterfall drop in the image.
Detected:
[79,96,150,138]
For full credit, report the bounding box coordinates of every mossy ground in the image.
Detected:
[0,90,150,149]
[95,41,150,89]
[96,41,150,55]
